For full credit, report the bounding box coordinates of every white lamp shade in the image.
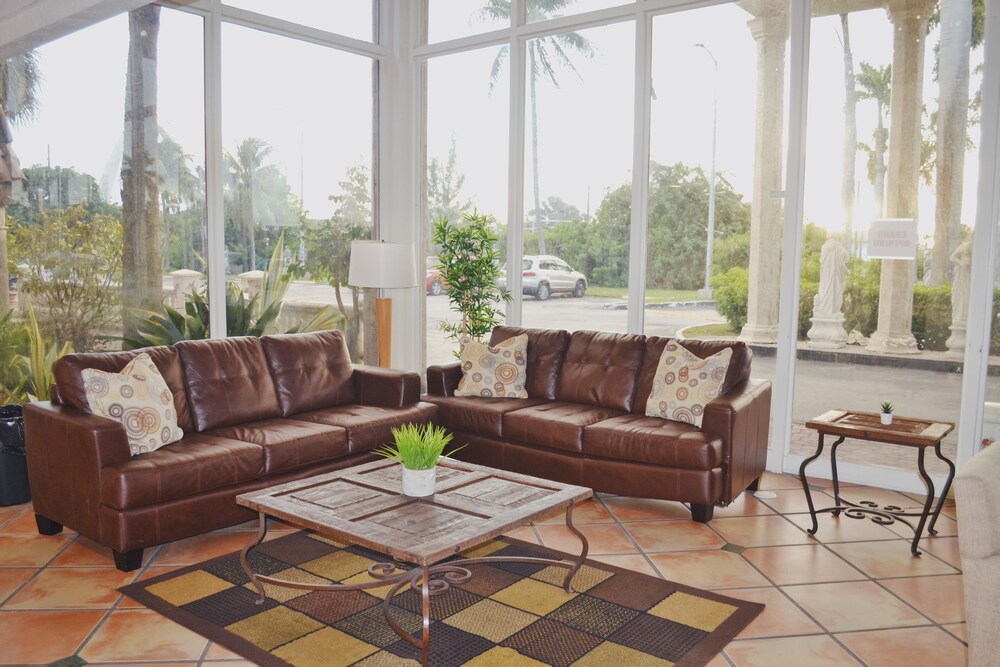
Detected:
[348,241,418,288]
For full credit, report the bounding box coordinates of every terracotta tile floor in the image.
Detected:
[0,471,967,666]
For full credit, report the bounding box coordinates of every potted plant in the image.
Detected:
[879,401,894,426]
[431,210,511,347]
[373,423,464,497]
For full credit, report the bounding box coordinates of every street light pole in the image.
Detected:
[696,43,718,300]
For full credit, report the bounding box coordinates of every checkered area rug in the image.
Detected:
[121,531,763,666]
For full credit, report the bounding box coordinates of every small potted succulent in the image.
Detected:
[879,401,894,426]
[374,423,464,497]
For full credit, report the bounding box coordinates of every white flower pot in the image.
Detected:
[401,467,436,497]
[880,413,893,426]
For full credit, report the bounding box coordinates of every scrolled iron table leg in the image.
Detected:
[240,512,270,604]
[830,436,845,516]
[799,433,828,535]
[910,447,936,557]
[927,441,956,535]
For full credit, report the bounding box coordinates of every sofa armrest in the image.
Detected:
[427,362,463,397]
[701,378,772,504]
[353,365,421,408]
[23,401,132,541]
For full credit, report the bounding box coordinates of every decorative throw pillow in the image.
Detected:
[645,341,733,428]
[82,353,184,456]
[454,334,529,399]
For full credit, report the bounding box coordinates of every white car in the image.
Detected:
[499,255,587,300]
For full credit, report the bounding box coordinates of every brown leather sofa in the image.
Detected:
[426,327,771,522]
[24,330,436,571]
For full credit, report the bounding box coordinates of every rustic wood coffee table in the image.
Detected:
[236,458,592,666]
[802,409,955,556]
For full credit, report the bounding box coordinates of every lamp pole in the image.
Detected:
[696,43,718,299]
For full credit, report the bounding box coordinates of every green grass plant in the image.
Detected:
[373,423,464,471]
[880,401,894,414]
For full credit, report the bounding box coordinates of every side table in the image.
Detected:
[800,409,955,556]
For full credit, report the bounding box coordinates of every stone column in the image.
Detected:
[866,0,933,355]
[946,239,972,357]
[238,270,265,300]
[739,7,788,344]
[169,269,203,310]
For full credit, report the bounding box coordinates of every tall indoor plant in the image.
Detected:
[431,210,510,345]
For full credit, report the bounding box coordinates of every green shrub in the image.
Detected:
[712,267,749,332]
[798,282,818,340]
[912,284,952,351]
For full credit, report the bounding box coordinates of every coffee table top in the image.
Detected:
[806,409,954,448]
[236,459,592,565]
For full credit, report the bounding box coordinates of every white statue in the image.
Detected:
[950,240,973,324]
[814,238,849,317]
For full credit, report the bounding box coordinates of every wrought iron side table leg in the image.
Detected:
[562,504,590,592]
[829,436,845,516]
[420,564,430,667]
[799,433,826,535]
[911,447,936,557]
[240,512,269,603]
[927,441,956,535]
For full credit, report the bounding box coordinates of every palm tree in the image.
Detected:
[121,5,163,326]
[838,14,857,256]
[0,52,40,318]
[856,61,891,219]
[0,52,41,127]
[158,130,201,271]
[482,0,593,255]
[225,137,271,271]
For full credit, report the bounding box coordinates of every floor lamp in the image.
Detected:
[348,240,417,368]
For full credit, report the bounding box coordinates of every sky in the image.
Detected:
[9,1,986,245]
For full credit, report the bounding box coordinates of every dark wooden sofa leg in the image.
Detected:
[745,477,761,493]
[691,504,714,523]
[113,549,144,572]
[35,514,63,535]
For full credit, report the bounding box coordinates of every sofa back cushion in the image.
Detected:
[490,326,570,400]
[176,336,282,431]
[53,346,195,432]
[261,330,357,416]
[555,330,645,411]
[634,337,752,413]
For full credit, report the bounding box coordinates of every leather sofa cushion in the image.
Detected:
[53,346,195,432]
[177,337,282,431]
[207,419,349,475]
[423,395,546,438]
[490,326,570,400]
[634,338,752,412]
[100,433,265,510]
[555,330,645,411]
[261,331,357,416]
[583,414,723,470]
[503,402,623,453]
[292,402,438,455]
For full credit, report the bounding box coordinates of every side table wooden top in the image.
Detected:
[236,458,592,566]
[805,409,954,448]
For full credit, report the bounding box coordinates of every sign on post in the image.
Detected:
[867,219,917,260]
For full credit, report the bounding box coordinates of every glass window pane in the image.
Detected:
[791,7,981,480]
[223,24,374,359]
[424,46,509,364]
[525,0,628,23]
[519,21,634,332]
[223,1,374,42]
[4,8,205,367]
[427,0,508,44]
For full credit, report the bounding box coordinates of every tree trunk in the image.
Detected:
[529,42,546,255]
[840,14,857,256]
[121,5,162,333]
[930,0,972,286]
[874,122,887,219]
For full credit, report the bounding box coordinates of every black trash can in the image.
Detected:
[0,405,30,506]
